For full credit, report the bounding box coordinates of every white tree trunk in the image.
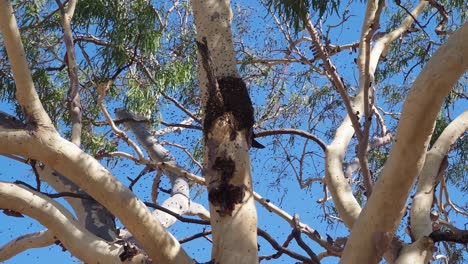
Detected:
[193,0,258,263]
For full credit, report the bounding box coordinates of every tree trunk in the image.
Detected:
[193,0,258,263]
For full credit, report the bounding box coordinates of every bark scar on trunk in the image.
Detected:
[196,38,255,145]
[197,38,254,216]
[208,183,246,216]
[208,156,247,216]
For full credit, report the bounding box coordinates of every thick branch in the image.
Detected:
[0,1,54,129]
[411,110,468,240]
[115,108,209,228]
[0,182,148,263]
[0,230,54,261]
[395,111,468,263]
[341,21,468,264]
[429,229,468,244]
[0,119,193,263]
[324,0,429,230]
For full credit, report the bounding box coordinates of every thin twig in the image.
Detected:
[179,230,212,244]
[128,166,153,191]
[97,81,145,161]
[255,128,327,151]
[151,169,163,204]
[257,228,315,263]
[292,214,321,263]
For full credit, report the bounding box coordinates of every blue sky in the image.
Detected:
[1,1,467,263]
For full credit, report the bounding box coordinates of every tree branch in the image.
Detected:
[324,0,429,231]
[56,0,82,146]
[356,0,385,198]
[255,128,327,151]
[0,1,54,129]
[0,113,193,264]
[0,230,55,261]
[398,111,468,263]
[429,230,468,244]
[411,110,468,240]
[0,182,148,263]
[342,21,468,264]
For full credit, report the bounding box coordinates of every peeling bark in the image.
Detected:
[35,165,118,241]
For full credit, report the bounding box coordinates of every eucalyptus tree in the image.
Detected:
[0,0,467,264]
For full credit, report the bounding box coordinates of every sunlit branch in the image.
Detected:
[356,0,385,198]
[0,182,148,263]
[0,1,54,128]
[0,230,55,261]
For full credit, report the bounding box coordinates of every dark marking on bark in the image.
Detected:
[208,183,246,216]
[0,112,25,129]
[54,240,67,251]
[2,209,24,217]
[196,38,258,147]
[217,77,255,142]
[208,157,245,215]
[212,157,235,181]
[119,242,140,261]
[25,119,38,134]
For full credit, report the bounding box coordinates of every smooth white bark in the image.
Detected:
[115,108,210,228]
[395,110,468,263]
[0,182,148,263]
[412,110,468,239]
[325,0,428,229]
[193,0,258,263]
[0,1,54,129]
[0,230,54,261]
[341,22,468,264]
[0,2,194,262]
[394,237,433,264]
